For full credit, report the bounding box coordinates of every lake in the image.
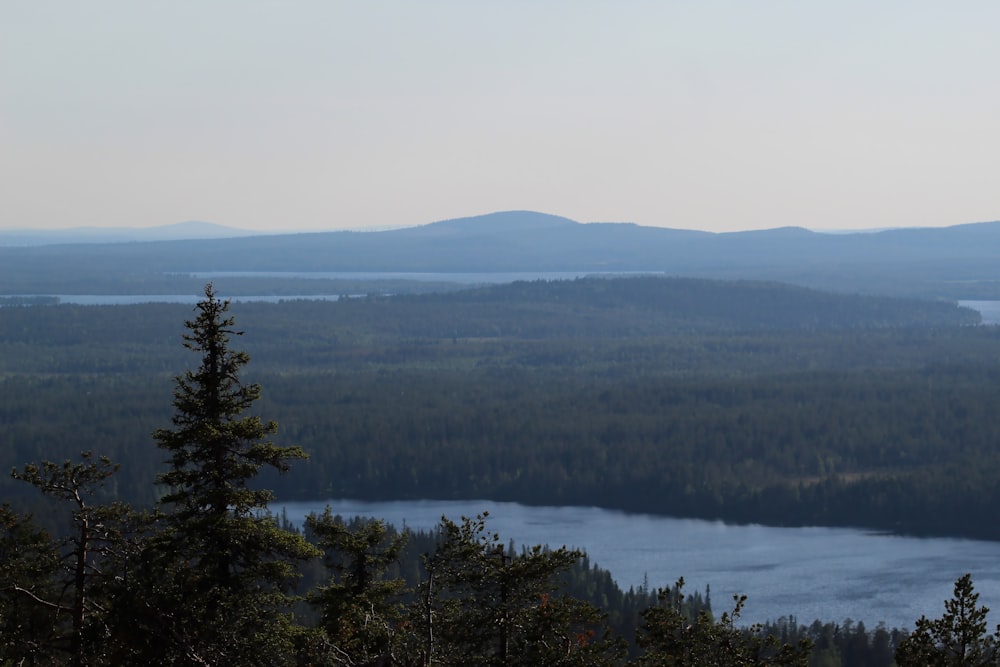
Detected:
[279,498,1000,630]
[4,286,998,326]
[959,300,1000,325]
[0,272,653,307]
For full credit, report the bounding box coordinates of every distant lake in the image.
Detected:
[959,300,1000,325]
[279,498,1000,630]
[1,272,661,306]
[5,281,997,324]
[8,297,1000,319]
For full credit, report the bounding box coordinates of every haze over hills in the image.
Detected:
[0,220,257,246]
[2,210,1000,299]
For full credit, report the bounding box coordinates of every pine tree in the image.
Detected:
[896,573,1000,666]
[5,453,138,666]
[144,284,319,664]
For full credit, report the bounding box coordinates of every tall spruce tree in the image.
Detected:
[146,284,319,664]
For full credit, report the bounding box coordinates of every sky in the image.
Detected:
[1,2,998,233]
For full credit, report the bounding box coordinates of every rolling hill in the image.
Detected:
[1,211,999,298]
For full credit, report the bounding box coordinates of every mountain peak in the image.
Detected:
[419,210,581,234]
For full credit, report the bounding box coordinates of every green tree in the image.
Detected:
[143,284,320,664]
[0,503,61,664]
[404,513,625,666]
[5,453,137,666]
[896,573,1000,666]
[632,578,811,666]
[306,510,408,665]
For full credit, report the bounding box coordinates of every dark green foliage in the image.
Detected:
[632,579,812,666]
[6,281,982,665]
[896,574,1000,666]
[403,513,626,666]
[306,509,408,664]
[1,281,1000,540]
[155,284,307,523]
[5,453,141,666]
[0,503,61,664]
[140,284,320,664]
[390,277,980,333]
[300,511,632,665]
[751,618,907,667]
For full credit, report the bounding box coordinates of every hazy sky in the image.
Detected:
[2,2,998,233]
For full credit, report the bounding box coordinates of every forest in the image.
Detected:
[3,283,998,665]
[0,276,997,539]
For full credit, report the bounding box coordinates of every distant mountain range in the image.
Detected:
[2,211,999,299]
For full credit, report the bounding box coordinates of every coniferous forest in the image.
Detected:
[2,278,1000,664]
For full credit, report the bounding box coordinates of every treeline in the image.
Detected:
[259,364,1000,539]
[0,288,811,665]
[312,516,918,667]
[0,276,982,351]
[1,278,999,539]
[4,287,991,666]
[387,276,981,332]
[8,359,1000,539]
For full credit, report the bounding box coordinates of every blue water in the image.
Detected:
[5,290,996,326]
[279,498,1000,630]
[960,300,1000,325]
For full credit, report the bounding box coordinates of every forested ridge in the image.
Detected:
[0,286,805,665]
[4,211,1000,299]
[3,283,998,665]
[1,276,997,540]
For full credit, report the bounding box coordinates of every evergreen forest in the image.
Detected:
[3,277,1000,664]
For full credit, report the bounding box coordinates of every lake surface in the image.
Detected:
[279,499,1000,630]
[959,300,1000,325]
[10,293,1000,331]
[2,272,654,306]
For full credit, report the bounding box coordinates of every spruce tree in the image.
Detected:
[147,284,319,664]
[306,510,408,664]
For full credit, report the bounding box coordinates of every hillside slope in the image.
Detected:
[1,211,999,298]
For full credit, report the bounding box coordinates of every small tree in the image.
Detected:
[632,578,811,667]
[6,453,136,666]
[147,284,319,664]
[405,513,625,667]
[307,510,408,665]
[896,573,1000,666]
